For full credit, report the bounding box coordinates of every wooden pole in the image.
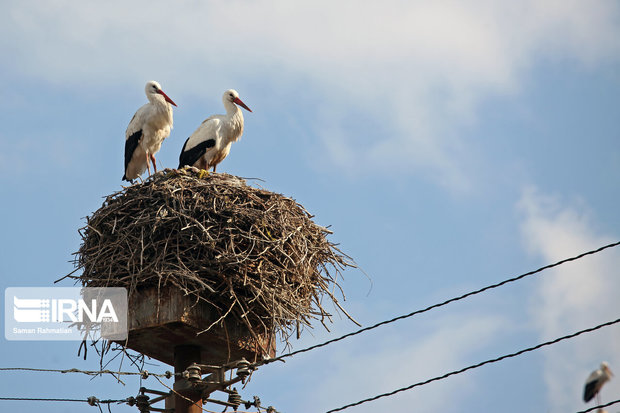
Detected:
[173,345,203,413]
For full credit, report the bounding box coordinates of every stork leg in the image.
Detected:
[197,158,207,171]
[213,164,217,173]
[150,154,157,173]
[145,152,152,176]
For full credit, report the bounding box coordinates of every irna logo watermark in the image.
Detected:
[5,287,127,341]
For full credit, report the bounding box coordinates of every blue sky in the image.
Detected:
[1,1,620,412]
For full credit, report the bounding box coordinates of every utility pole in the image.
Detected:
[118,287,274,412]
[171,345,202,413]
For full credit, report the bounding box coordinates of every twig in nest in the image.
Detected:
[68,168,357,353]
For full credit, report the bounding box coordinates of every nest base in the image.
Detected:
[118,286,275,366]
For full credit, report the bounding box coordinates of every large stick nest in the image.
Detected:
[70,167,355,348]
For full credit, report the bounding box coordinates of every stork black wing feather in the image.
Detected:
[583,379,599,402]
[178,138,215,169]
[122,129,142,181]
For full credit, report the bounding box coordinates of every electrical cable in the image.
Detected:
[0,396,129,404]
[259,241,620,366]
[3,243,618,412]
[0,396,88,403]
[0,366,173,378]
[325,316,620,412]
[575,398,620,413]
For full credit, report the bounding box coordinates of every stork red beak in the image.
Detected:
[233,97,252,112]
[157,89,177,107]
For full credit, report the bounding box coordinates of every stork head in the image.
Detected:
[145,80,177,107]
[601,362,614,378]
[224,89,252,112]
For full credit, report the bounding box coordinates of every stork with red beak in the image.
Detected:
[178,89,251,172]
[123,80,177,181]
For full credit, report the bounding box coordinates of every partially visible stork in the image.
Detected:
[123,80,177,181]
[178,89,251,172]
[584,362,613,405]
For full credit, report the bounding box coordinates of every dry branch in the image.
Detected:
[70,167,355,348]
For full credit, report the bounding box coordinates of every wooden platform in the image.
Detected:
[116,287,275,366]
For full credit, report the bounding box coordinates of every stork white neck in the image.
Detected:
[223,97,242,116]
[148,92,168,106]
[222,105,244,145]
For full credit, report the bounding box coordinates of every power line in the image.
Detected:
[260,240,620,366]
[4,243,615,411]
[325,316,620,412]
[0,396,88,403]
[0,366,173,379]
[0,396,129,404]
[575,398,620,413]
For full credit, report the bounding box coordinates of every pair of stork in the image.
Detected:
[122,81,252,182]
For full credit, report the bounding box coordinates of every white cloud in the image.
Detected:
[518,186,620,411]
[1,1,619,189]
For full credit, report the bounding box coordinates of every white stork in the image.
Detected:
[178,89,251,172]
[123,80,177,181]
[583,362,613,404]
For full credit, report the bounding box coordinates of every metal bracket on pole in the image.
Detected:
[172,358,265,410]
[134,387,173,413]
